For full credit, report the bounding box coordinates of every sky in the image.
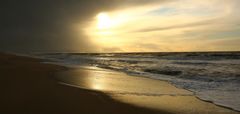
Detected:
[0,0,239,53]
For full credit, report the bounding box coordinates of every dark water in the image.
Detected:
[35,52,240,111]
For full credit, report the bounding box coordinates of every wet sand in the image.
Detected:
[56,67,238,114]
[0,53,238,114]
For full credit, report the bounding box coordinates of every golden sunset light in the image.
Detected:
[82,0,240,52]
[1,1,240,114]
[97,12,112,29]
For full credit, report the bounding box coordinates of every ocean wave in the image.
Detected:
[143,69,182,76]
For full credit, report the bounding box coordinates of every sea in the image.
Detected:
[34,52,240,111]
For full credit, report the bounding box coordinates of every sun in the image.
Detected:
[97,12,112,29]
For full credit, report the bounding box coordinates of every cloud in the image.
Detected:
[0,0,239,52]
[0,0,168,53]
[94,0,240,52]
[133,19,217,33]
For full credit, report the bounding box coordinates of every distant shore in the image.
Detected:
[0,53,238,114]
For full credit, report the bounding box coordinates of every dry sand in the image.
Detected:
[0,53,238,114]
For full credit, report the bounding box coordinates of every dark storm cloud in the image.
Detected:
[0,0,167,53]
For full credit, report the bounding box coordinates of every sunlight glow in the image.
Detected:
[84,0,240,52]
[97,13,112,29]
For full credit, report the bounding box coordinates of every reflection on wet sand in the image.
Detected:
[55,67,238,114]
[56,67,191,95]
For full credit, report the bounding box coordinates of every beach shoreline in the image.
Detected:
[0,52,238,114]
